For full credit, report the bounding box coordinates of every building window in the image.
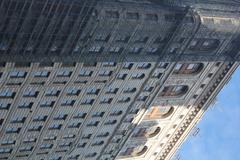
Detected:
[173,63,204,74]
[73,112,87,119]
[0,102,11,110]
[33,115,48,122]
[43,136,56,141]
[68,122,81,128]
[66,88,80,96]
[119,146,148,157]
[18,101,33,109]
[63,134,75,139]
[59,142,72,148]
[106,87,118,94]
[0,148,12,154]
[0,90,16,98]
[79,70,93,77]
[1,140,16,146]
[28,125,42,132]
[159,85,188,97]
[100,98,113,104]
[104,119,117,125]
[158,62,169,69]
[117,73,127,80]
[87,121,99,127]
[144,106,174,119]
[92,141,104,146]
[23,90,39,97]
[118,97,131,103]
[49,124,62,130]
[40,144,53,149]
[152,72,162,78]
[126,12,139,20]
[123,62,134,70]
[40,100,55,107]
[102,62,116,67]
[33,71,50,77]
[19,146,33,152]
[129,47,142,54]
[85,152,97,158]
[105,10,119,19]
[89,46,102,53]
[82,134,92,139]
[137,63,151,69]
[60,99,75,106]
[6,127,21,134]
[115,34,129,42]
[109,46,122,53]
[189,39,220,52]
[9,71,27,78]
[23,138,37,143]
[145,14,158,21]
[95,33,109,41]
[56,70,72,77]
[123,87,136,93]
[45,88,60,96]
[11,117,26,123]
[131,73,145,79]
[146,47,158,54]
[54,114,67,120]
[110,110,123,116]
[92,112,105,118]
[81,98,94,105]
[77,142,87,148]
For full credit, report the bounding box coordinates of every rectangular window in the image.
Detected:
[105,10,119,18]
[19,146,33,152]
[40,144,53,149]
[33,115,48,122]
[100,98,113,104]
[11,117,26,123]
[81,98,94,105]
[87,121,99,127]
[60,99,75,106]
[117,73,127,80]
[0,148,12,154]
[53,114,67,120]
[18,101,33,109]
[68,122,81,128]
[9,71,27,78]
[28,125,42,132]
[0,90,16,98]
[45,88,60,96]
[73,113,87,119]
[49,124,62,130]
[66,88,80,96]
[56,70,72,77]
[86,87,100,95]
[92,112,105,118]
[33,71,50,77]
[99,70,113,76]
[23,90,39,97]
[1,140,16,145]
[23,138,36,143]
[145,14,158,21]
[126,12,139,20]
[109,46,122,53]
[6,127,21,134]
[89,46,102,53]
[0,102,11,110]
[40,100,55,107]
[79,70,93,77]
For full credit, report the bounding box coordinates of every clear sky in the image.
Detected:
[175,67,240,160]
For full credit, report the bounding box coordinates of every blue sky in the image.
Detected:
[176,67,240,160]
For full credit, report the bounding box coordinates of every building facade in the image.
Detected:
[0,0,240,160]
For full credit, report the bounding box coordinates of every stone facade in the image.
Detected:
[0,0,239,160]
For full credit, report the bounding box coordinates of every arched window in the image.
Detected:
[119,146,148,157]
[159,85,188,97]
[133,126,161,138]
[144,106,174,119]
[173,63,204,74]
